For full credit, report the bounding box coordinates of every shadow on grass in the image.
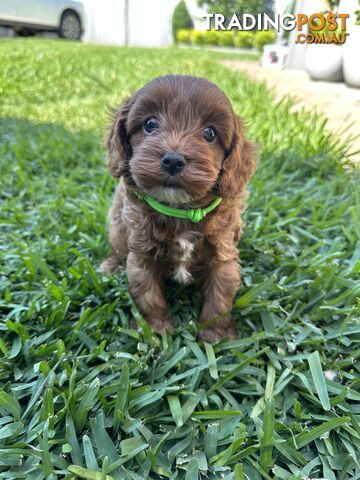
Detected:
[0,117,104,180]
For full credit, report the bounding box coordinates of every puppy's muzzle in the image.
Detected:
[160,152,185,176]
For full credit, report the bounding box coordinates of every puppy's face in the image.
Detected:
[107,75,255,203]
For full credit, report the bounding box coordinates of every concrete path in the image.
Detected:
[223,60,360,163]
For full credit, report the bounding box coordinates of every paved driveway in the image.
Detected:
[224,60,360,164]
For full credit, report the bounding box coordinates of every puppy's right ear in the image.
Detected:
[106,96,134,178]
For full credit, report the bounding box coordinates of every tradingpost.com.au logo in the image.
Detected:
[204,13,350,44]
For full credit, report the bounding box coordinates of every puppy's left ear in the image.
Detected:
[106,96,135,178]
[219,114,257,198]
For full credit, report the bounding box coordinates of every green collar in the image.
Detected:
[134,192,222,223]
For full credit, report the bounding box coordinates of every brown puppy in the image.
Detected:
[101,75,256,342]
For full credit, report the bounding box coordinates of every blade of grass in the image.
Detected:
[207,347,269,394]
[114,363,130,430]
[0,391,21,420]
[204,343,218,380]
[185,458,199,480]
[307,351,330,411]
[167,395,183,428]
[68,465,114,480]
[260,398,275,473]
[295,417,350,448]
[233,275,276,308]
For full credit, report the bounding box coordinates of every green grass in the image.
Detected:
[0,38,359,480]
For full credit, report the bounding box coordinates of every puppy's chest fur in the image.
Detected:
[152,229,202,284]
[171,236,197,284]
[125,201,203,284]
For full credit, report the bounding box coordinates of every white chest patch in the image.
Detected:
[173,237,195,285]
[173,264,193,284]
[178,238,195,262]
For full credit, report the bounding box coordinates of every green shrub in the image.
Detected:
[172,0,193,42]
[234,31,255,48]
[204,30,219,45]
[190,29,206,45]
[356,9,360,25]
[176,28,274,51]
[217,31,235,47]
[176,28,192,44]
[255,29,277,52]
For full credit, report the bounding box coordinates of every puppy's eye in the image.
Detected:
[143,117,158,134]
[204,126,217,143]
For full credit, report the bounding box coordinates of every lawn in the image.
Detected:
[0,39,359,480]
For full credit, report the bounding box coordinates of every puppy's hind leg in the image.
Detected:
[101,216,128,273]
[101,217,128,273]
[101,184,128,274]
[100,253,122,274]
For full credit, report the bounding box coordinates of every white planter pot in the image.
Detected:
[343,27,360,88]
[305,44,343,82]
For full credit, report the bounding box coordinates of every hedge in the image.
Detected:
[172,0,193,42]
[176,29,277,52]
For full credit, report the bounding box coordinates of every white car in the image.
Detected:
[0,0,85,40]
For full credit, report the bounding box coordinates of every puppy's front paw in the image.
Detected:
[151,317,175,336]
[198,323,238,343]
[131,317,175,336]
[100,255,120,274]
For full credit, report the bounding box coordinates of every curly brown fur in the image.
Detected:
[101,75,256,343]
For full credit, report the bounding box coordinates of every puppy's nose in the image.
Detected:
[160,152,185,176]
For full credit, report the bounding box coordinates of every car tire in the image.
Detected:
[59,11,81,40]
